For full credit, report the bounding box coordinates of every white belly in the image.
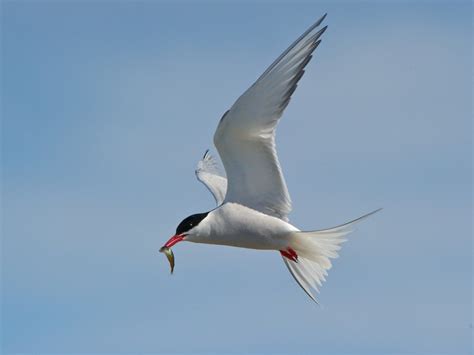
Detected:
[188,203,299,250]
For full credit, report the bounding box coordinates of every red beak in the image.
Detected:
[163,234,185,248]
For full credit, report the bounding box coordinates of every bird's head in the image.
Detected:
[160,212,209,273]
[163,211,210,247]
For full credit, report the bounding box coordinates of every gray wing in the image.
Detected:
[214,14,328,221]
[195,150,227,206]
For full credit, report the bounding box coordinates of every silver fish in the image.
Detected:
[159,246,175,274]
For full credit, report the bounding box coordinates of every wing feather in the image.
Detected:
[195,150,227,206]
[214,14,328,220]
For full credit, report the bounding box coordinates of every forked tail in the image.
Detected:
[281,209,381,303]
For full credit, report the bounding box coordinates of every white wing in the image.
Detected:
[195,150,227,206]
[214,14,328,221]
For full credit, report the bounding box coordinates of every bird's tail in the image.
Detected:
[282,209,381,303]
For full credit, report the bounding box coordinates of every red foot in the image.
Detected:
[280,247,298,262]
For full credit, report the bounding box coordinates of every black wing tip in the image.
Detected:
[311,25,328,43]
[315,13,328,27]
[202,149,210,159]
[255,12,328,82]
[306,14,328,40]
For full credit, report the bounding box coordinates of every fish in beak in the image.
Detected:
[160,234,185,274]
[159,246,175,274]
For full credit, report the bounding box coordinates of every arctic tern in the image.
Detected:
[160,13,380,303]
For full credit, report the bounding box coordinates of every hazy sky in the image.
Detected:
[2,1,472,354]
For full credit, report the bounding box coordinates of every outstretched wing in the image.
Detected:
[214,14,328,221]
[195,150,227,206]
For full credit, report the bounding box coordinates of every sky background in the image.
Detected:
[2,1,472,354]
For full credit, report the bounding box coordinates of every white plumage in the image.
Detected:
[213,15,327,221]
[163,14,380,303]
[195,150,227,206]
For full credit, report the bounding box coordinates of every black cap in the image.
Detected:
[176,212,209,235]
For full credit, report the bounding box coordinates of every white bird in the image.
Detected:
[161,14,380,303]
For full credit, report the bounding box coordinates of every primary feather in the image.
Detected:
[214,13,328,221]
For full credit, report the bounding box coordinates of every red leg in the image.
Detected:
[280,247,298,262]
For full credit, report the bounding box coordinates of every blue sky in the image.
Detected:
[2,1,472,354]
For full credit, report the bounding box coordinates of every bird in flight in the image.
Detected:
[160,13,380,303]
